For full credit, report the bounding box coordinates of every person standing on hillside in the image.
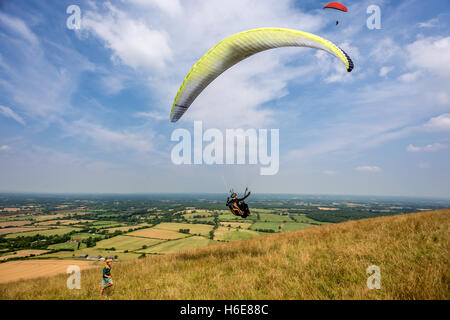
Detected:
[100,258,113,296]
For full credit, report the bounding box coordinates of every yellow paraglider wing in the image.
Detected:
[170,27,354,122]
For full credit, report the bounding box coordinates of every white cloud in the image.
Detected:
[82,2,173,71]
[0,12,38,45]
[407,36,450,79]
[369,38,403,63]
[355,166,382,173]
[417,18,439,28]
[423,114,450,131]
[398,71,420,83]
[323,170,337,175]
[0,145,11,152]
[0,14,95,124]
[134,111,166,121]
[0,105,26,125]
[126,0,182,16]
[407,143,448,152]
[379,66,394,77]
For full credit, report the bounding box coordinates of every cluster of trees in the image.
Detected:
[304,210,395,223]
[0,233,72,250]
[209,214,220,240]
[253,228,275,233]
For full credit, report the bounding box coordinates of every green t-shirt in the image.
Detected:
[103,265,111,279]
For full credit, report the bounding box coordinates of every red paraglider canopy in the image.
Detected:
[323,2,348,12]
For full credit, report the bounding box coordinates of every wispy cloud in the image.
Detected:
[407,143,448,152]
[66,120,154,153]
[355,166,382,173]
[417,18,439,28]
[379,66,394,77]
[0,105,26,125]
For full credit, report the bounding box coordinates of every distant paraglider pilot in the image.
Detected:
[226,188,251,218]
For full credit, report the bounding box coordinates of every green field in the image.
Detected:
[89,221,123,228]
[48,242,87,250]
[218,213,251,221]
[219,222,252,229]
[214,228,261,241]
[292,214,328,224]
[95,235,163,251]
[70,233,106,240]
[139,236,218,254]
[5,227,79,238]
[257,213,293,222]
[154,222,213,236]
[281,222,314,232]
[250,222,281,232]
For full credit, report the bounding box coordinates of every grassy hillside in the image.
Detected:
[0,209,448,300]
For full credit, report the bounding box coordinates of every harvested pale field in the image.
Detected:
[0,250,49,261]
[5,227,79,238]
[0,227,48,236]
[106,223,151,233]
[35,220,89,226]
[33,215,66,221]
[0,221,31,228]
[0,260,99,284]
[128,228,187,240]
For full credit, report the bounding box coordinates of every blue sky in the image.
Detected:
[0,0,449,197]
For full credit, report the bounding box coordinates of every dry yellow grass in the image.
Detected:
[0,209,448,299]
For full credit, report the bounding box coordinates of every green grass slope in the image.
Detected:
[0,209,448,300]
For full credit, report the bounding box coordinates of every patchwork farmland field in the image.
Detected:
[154,223,213,235]
[95,235,163,251]
[0,221,31,228]
[0,250,49,261]
[0,227,49,236]
[139,236,217,254]
[251,222,282,232]
[0,260,99,284]
[5,227,79,238]
[214,227,261,241]
[128,228,188,240]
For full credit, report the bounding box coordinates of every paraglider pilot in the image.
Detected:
[226,188,251,218]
